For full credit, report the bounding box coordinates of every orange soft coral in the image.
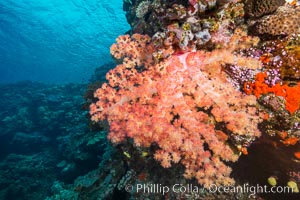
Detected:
[91,34,262,187]
[244,72,300,114]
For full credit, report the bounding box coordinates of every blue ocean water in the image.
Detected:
[0,0,129,83]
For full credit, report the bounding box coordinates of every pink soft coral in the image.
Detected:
[90,33,262,187]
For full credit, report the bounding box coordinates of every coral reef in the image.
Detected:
[0,153,57,199]
[243,71,300,148]
[86,1,300,199]
[3,1,300,200]
[237,34,300,81]
[123,0,246,51]
[0,82,108,199]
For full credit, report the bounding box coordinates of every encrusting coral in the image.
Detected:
[244,72,300,114]
[254,5,300,36]
[90,30,263,187]
[244,0,285,18]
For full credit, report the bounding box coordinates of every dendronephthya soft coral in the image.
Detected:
[90,29,263,187]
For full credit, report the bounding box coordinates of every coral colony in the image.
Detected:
[90,32,263,187]
[89,0,300,197]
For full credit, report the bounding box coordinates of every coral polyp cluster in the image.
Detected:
[244,72,300,114]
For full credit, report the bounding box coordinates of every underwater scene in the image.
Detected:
[0,0,300,199]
